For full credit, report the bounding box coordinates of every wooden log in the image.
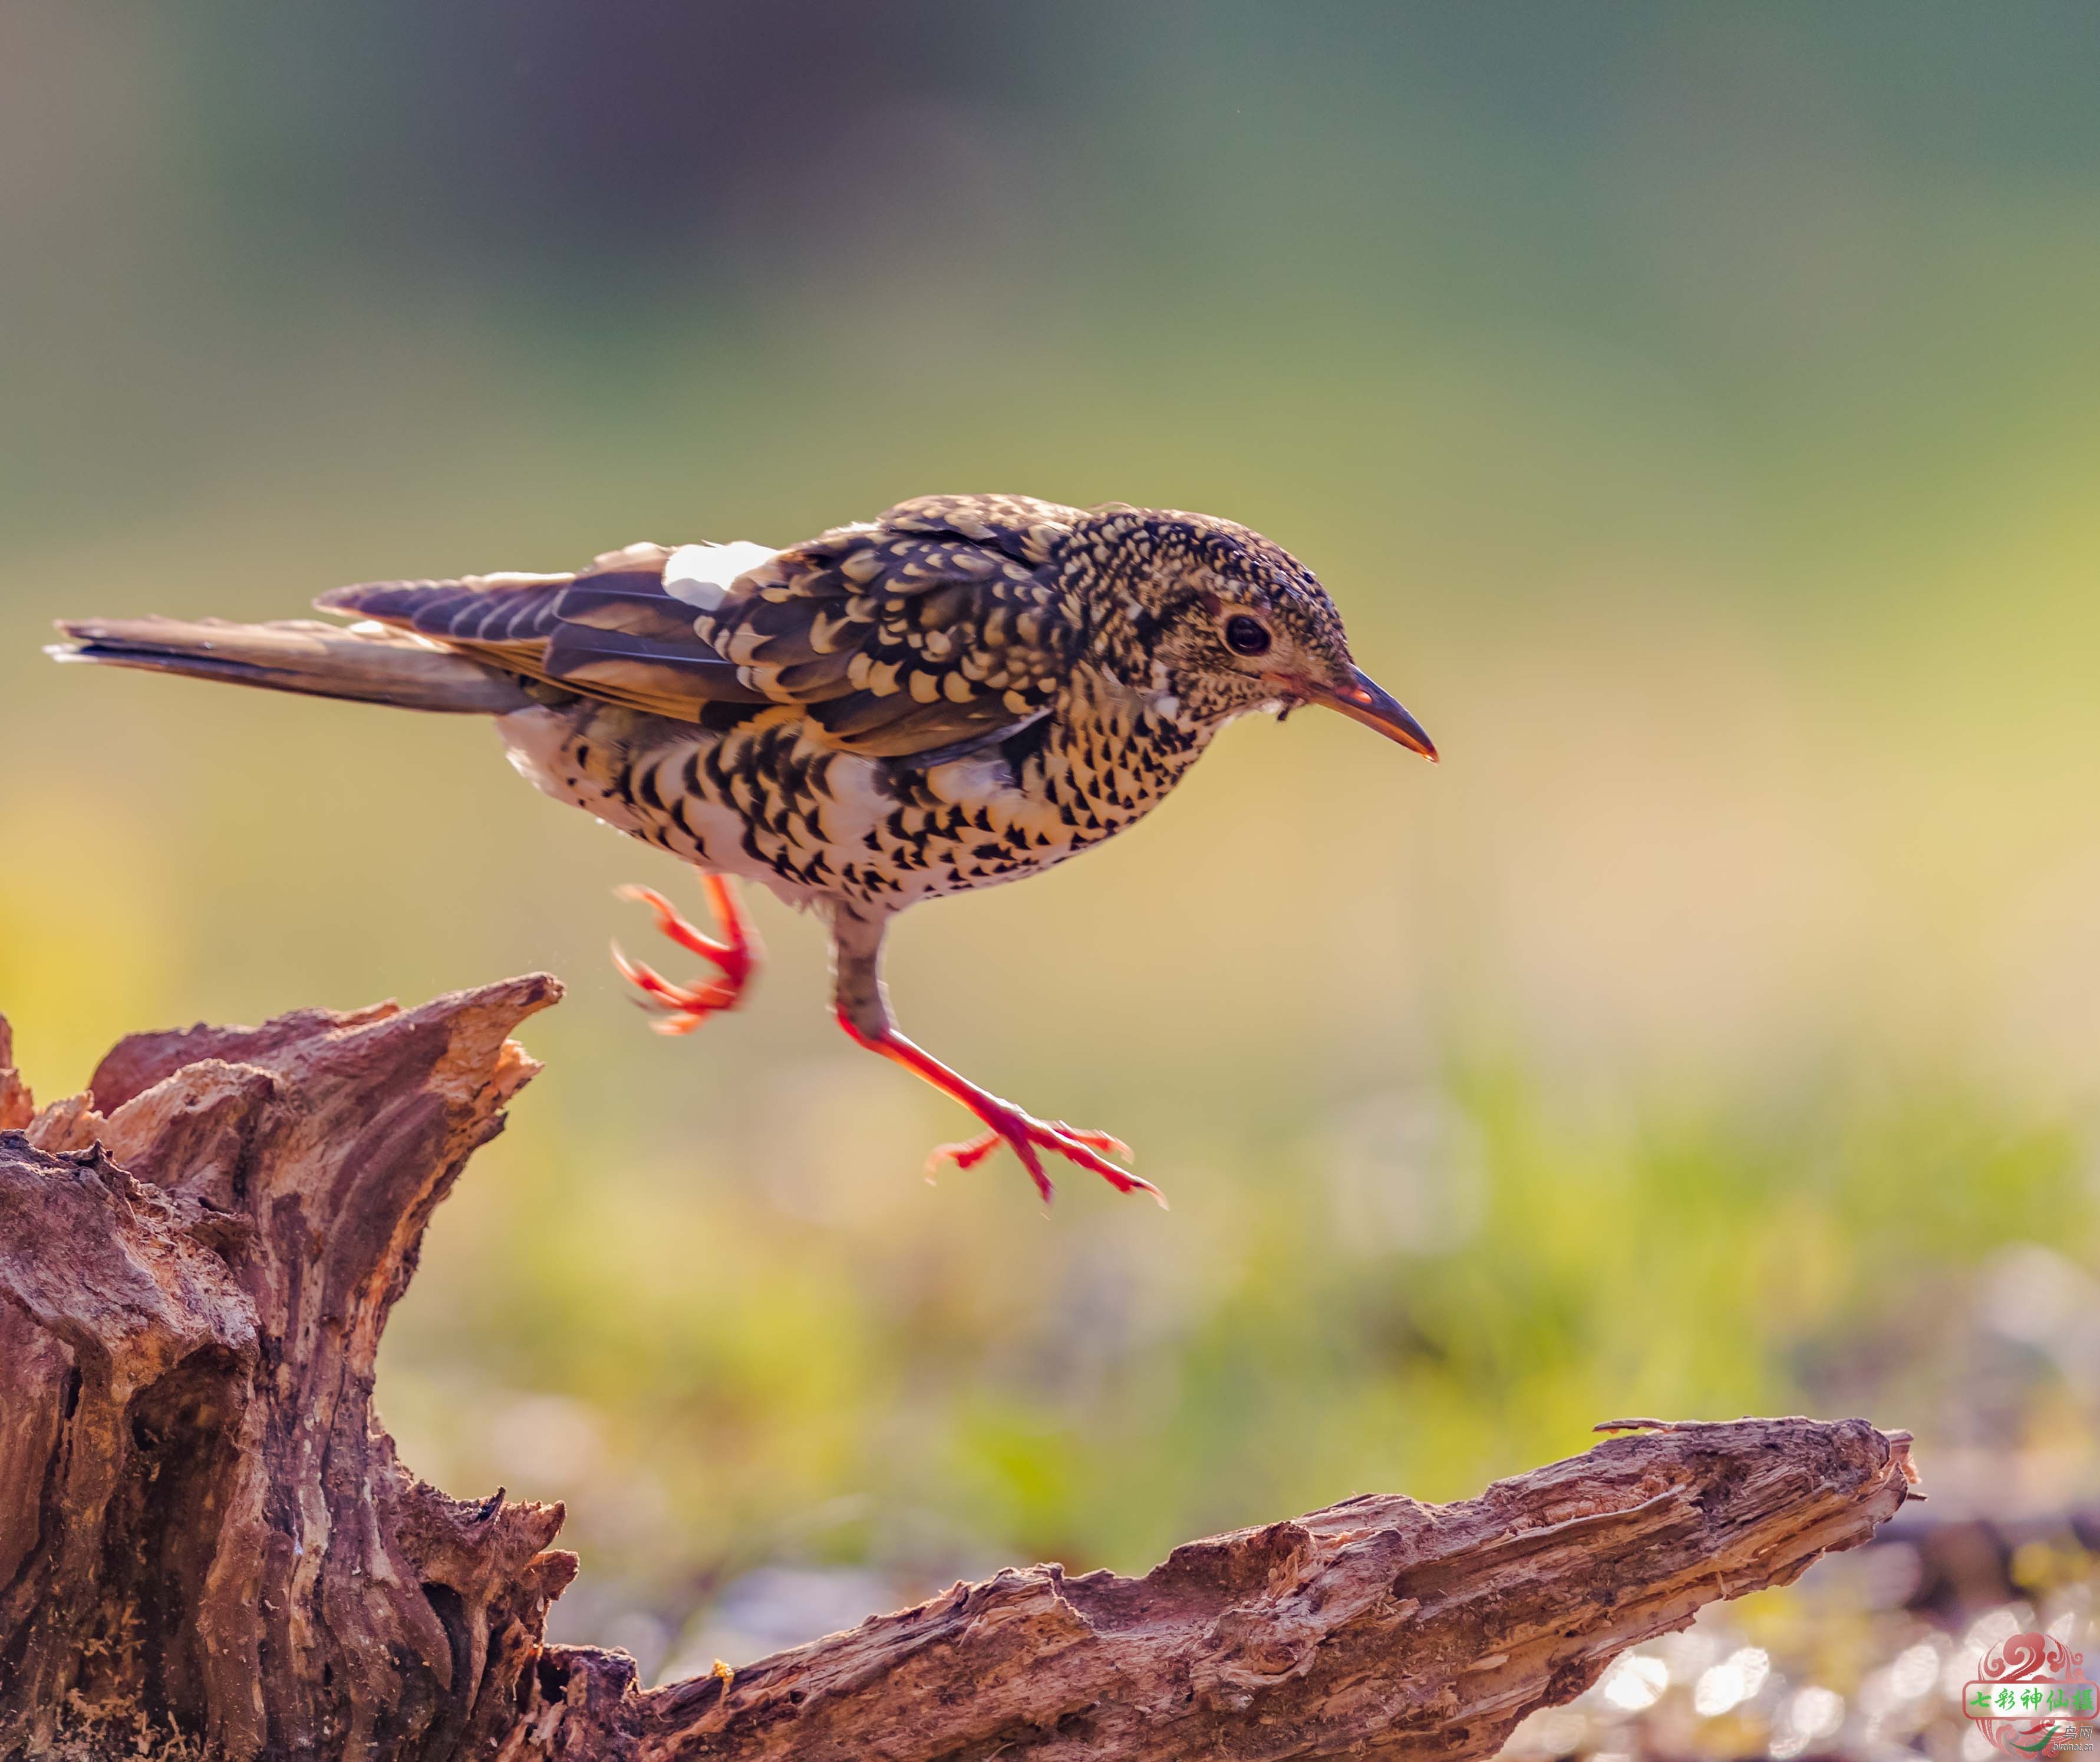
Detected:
[0,980,572,1760]
[0,984,1918,1761]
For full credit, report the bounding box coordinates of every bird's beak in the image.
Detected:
[1287,666,1438,760]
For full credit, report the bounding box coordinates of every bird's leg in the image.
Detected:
[830,907,1162,1208]
[839,1018,1156,1206]
[611,871,762,1035]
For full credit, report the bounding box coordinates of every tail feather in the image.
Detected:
[49,616,534,714]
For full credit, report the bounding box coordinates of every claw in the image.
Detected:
[609,874,760,1032]
[1044,1121,1133,1161]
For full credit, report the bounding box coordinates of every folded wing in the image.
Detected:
[318,496,1087,759]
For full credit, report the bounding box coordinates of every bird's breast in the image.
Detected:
[845,671,1215,903]
[492,670,1215,914]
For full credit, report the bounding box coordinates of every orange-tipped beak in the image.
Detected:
[1291,666,1438,760]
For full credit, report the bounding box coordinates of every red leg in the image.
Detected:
[611,872,762,1035]
[836,1011,1163,1208]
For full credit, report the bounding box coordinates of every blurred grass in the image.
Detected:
[3,0,2099,1681]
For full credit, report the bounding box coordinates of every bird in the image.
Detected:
[50,494,1435,1205]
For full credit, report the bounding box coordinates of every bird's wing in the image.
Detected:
[318,496,1089,758]
[316,542,773,718]
[690,495,1087,758]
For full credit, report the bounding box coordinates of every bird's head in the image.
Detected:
[1070,506,1436,760]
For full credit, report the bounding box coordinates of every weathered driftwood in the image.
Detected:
[0,982,1917,1761]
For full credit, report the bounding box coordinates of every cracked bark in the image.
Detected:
[0,982,1917,1761]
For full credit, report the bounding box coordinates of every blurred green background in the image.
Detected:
[4,1,2098,1684]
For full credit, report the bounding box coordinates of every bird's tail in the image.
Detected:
[48,616,535,714]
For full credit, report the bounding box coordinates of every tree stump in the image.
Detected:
[0,982,1918,1761]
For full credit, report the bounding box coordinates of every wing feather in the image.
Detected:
[693,495,1086,755]
[316,498,1087,758]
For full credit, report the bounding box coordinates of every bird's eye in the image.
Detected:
[1223,614,1272,657]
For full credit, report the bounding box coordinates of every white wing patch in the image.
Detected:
[662,541,779,612]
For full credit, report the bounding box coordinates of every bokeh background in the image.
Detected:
[4,3,2098,1748]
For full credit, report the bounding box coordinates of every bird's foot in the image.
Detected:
[837,1012,1162,1208]
[930,1112,1158,1208]
[611,873,761,1035]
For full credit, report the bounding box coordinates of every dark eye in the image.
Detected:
[1223,614,1272,657]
